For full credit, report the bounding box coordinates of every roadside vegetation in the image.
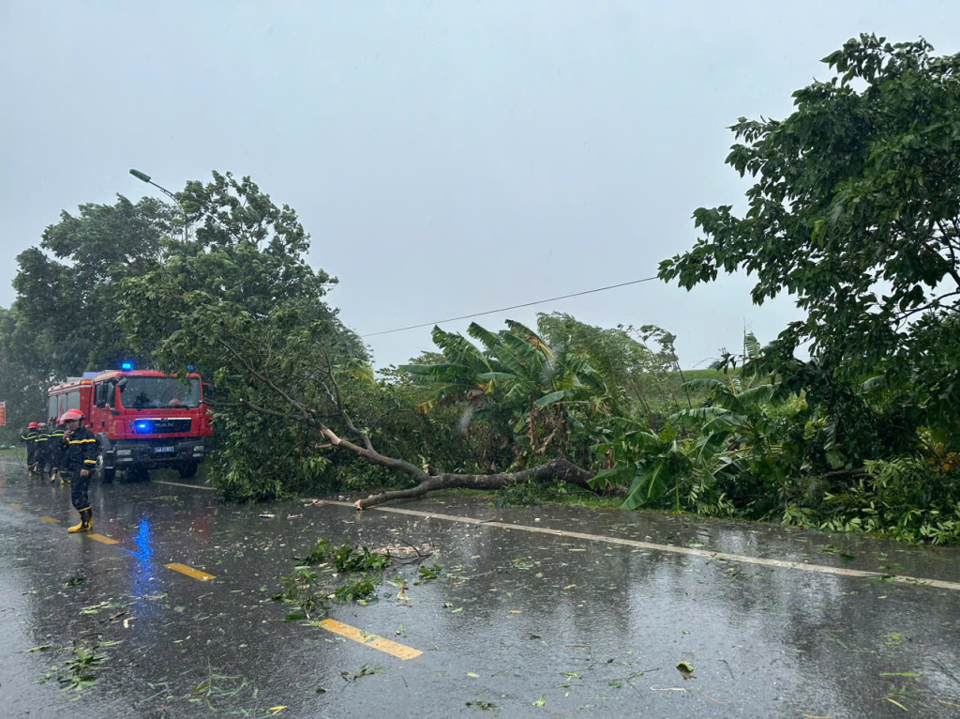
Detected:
[1,36,958,544]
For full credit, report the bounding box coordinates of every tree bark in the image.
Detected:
[237,395,607,511]
[354,456,597,509]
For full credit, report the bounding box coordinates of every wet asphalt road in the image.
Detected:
[1,458,959,718]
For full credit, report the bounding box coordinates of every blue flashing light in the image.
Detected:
[121,362,133,371]
[135,421,151,432]
[187,365,194,371]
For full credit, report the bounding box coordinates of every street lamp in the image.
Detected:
[129,169,188,242]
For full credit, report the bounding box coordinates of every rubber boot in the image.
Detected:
[67,508,92,533]
[61,473,70,486]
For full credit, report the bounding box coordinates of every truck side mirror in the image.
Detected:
[117,378,128,390]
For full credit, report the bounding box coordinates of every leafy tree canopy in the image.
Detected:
[117,172,365,498]
[12,195,173,376]
[659,34,960,442]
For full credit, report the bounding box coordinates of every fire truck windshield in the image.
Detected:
[119,377,201,410]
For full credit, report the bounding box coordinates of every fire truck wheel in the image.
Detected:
[96,452,115,485]
[178,462,199,479]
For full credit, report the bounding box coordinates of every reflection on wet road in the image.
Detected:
[1,459,959,718]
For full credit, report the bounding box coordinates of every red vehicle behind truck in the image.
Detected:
[48,369,213,483]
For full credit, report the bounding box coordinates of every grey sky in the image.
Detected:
[2,2,958,369]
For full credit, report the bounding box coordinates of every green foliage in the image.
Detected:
[783,458,960,545]
[58,640,120,692]
[279,538,392,618]
[298,538,388,573]
[417,564,443,582]
[334,364,504,481]
[6,94,954,550]
[278,567,324,619]
[659,34,960,448]
[13,195,173,376]
[495,477,584,507]
[620,36,960,543]
[117,171,366,500]
[0,196,174,438]
[401,319,628,469]
[0,307,47,442]
[334,577,378,604]
[592,348,960,544]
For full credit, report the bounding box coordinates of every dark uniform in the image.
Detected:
[20,426,38,475]
[62,426,98,529]
[33,426,50,478]
[48,423,65,483]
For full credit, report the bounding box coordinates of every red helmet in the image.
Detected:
[61,409,85,422]
[28,422,38,429]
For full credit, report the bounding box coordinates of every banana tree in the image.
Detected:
[400,326,503,416]
[470,320,626,456]
[672,376,777,458]
[591,419,690,510]
[402,320,623,459]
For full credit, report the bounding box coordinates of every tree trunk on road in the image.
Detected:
[218,342,606,510]
[354,456,596,510]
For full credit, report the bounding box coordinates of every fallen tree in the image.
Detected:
[225,348,601,509]
[114,171,608,506]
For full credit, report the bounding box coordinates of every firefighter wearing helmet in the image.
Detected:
[20,422,39,476]
[60,409,99,533]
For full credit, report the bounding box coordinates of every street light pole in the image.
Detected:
[129,169,188,242]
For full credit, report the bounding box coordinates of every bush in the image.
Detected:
[781,458,960,545]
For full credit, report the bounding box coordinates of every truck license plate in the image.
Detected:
[154,446,175,453]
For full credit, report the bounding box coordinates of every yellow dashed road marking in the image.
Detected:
[7,503,22,509]
[39,516,59,523]
[318,619,422,660]
[87,533,119,545]
[165,563,216,581]
[136,482,960,593]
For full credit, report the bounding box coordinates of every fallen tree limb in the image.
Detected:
[221,342,609,510]
[354,456,597,510]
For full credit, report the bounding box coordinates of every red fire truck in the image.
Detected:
[48,368,213,483]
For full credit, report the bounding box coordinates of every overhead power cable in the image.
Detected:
[360,275,660,338]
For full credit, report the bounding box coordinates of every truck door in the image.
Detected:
[93,382,119,436]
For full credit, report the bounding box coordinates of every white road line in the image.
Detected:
[147,483,960,592]
[324,501,960,592]
[154,480,214,491]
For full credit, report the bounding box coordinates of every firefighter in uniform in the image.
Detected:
[20,422,39,476]
[48,418,65,483]
[34,423,50,479]
[59,409,98,533]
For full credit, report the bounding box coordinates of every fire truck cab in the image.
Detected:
[48,369,213,483]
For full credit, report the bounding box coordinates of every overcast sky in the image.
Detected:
[2,1,958,369]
